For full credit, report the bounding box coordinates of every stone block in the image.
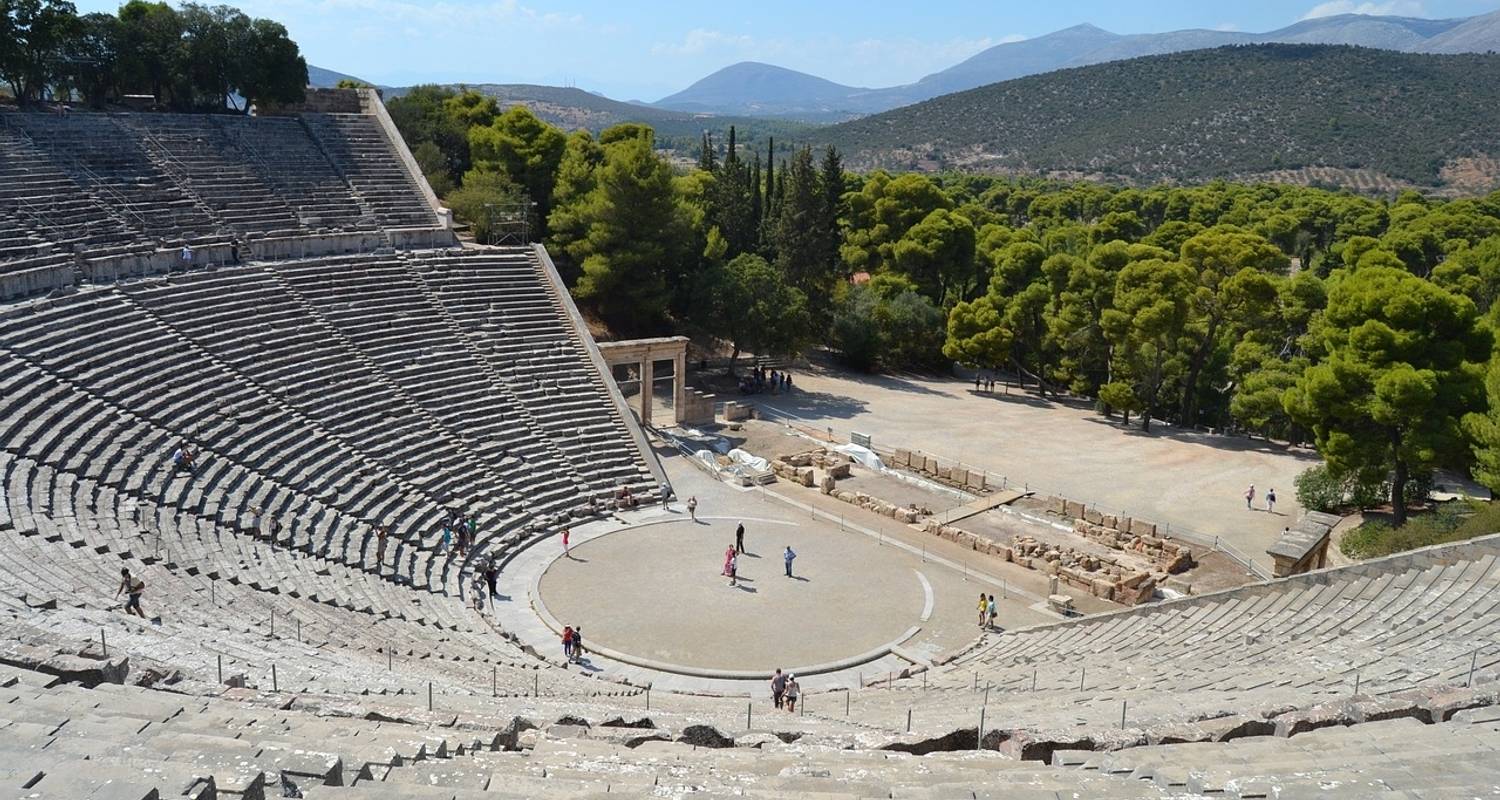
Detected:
[923,456,939,474]
[969,472,987,491]
[1090,578,1115,600]
[1084,508,1103,525]
[1201,714,1277,742]
[1064,500,1086,520]
[828,462,851,479]
[819,475,835,495]
[1272,704,1354,737]
[1392,686,1499,723]
[999,729,1094,764]
[1129,518,1157,536]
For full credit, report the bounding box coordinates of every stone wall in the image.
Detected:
[82,245,237,284]
[284,87,364,114]
[888,448,989,493]
[0,263,74,299]
[681,388,715,427]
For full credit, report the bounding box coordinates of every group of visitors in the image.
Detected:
[738,366,793,395]
[977,593,999,629]
[1244,484,1277,513]
[973,375,1000,393]
[770,668,801,712]
[561,625,586,663]
[439,509,479,555]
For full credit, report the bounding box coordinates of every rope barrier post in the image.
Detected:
[272,663,277,692]
[1079,668,1085,692]
[270,611,274,639]
[922,671,927,691]
[977,707,985,750]
[1032,669,1037,693]
[296,618,301,643]
[1353,671,1361,696]
[428,681,433,711]
[534,672,539,698]
[388,648,392,671]
[746,702,752,731]
[492,665,497,697]
[984,682,990,707]
[973,672,977,691]
[1121,700,1128,730]
[906,708,911,733]
[646,687,650,711]
[846,691,850,716]
[210,580,215,606]
[99,628,107,656]
[1470,649,1480,688]
[217,654,222,685]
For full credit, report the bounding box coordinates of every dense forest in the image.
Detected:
[390,87,1500,526]
[821,45,1500,193]
[0,0,307,111]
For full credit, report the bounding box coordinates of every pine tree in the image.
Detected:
[706,126,755,257]
[817,146,845,274]
[750,154,762,231]
[697,131,716,172]
[774,147,835,323]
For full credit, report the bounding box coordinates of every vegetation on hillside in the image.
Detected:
[388,90,1500,527]
[821,45,1500,192]
[0,0,307,111]
[1341,500,1500,559]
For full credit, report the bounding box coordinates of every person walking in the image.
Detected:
[771,668,787,709]
[727,550,739,587]
[571,627,584,663]
[977,593,989,627]
[687,496,698,522]
[116,568,146,619]
[735,522,745,554]
[1244,484,1256,510]
[562,626,574,661]
[987,594,998,629]
[784,674,800,713]
[562,528,571,557]
[484,558,499,598]
[1265,488,1277,514]
[723,545,736,581]
[783,545,796,578]
[376,525,388,565]
[439,524,451,554]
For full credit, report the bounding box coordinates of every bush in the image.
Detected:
[1294,465,1345,513]
[1339,500,1491,559]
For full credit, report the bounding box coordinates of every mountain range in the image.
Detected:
[654,10,1500,121]
[818,44,1500,194]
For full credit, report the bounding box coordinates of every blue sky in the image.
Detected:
[72,0,1500,99]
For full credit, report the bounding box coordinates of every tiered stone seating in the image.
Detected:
[413,250,658,496]
[835,536,1500,755]
[3,113,224,243]
[0,123,147,260]
[213,114,373,233]
[117,114,303,236]
[300,113,439,229]
[1,658,1494,799]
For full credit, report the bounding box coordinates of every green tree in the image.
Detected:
[468,105,566,234]
[890,207,977,304]
[1176,227,1288,426]
[239,16,306,112]
[547,125,691,331]
[1286,267,1491,525]
[774,146,840,320]
[1102,258,1196,431]
[697,253,811,369]
[830,283,883,371]
[0,0,79,104]
[62,11,121,108]
[178,2,251,110]
[444,169,519,241]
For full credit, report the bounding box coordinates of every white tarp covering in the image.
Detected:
[692,449,719,470]
[726,448,770,472]
[834,443,884,471]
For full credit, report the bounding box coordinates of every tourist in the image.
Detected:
[571,627,584,663]
[172,442,195,473]
[988,594,998,629]
[439,524,451,554]
[784,674,800,712]
[771,668,787,709]
[562,626,574,661]
[562,528,571,557]
[376,525,388,564]
[180,244,193,264]
[723,545,736,581]
[116,567,146,619]
[736,522,745,554]
[661,489,672,511]
[1266,488,1277,514]
[485,559,499,597]
[471,574,486,610]
[978,593,989,627]
[783,545,796,578]
[687,496,698,521]
[268,518,282,549]
[975,375,982,391]
[1244,484,1255,510]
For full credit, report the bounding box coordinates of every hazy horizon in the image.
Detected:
[70,0,1500,99]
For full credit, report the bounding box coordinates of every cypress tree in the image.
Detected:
[726,125,737,167]
[750,154,762,229]
[817,146,844,273]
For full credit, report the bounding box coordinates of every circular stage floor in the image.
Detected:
[537,516,929,672]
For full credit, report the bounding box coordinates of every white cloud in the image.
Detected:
[651,28,757,57]
[1300,0,1426,20]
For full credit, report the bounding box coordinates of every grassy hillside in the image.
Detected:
[820,45,1500,193]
